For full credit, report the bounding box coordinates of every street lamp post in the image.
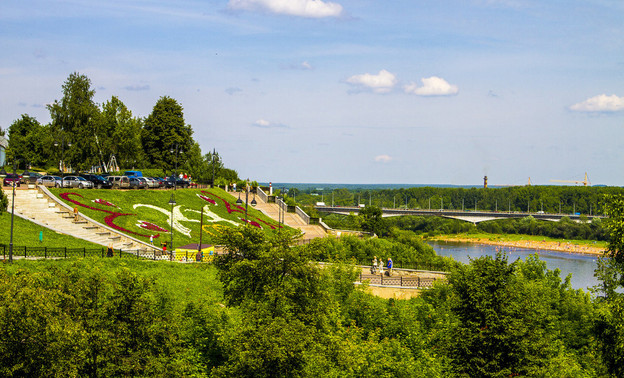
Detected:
[54,137,72,188]
[8,159,19,263]
[211,148,219,188]
[236,179,257,224]
[168,194,176,261]
[170,143,184,191]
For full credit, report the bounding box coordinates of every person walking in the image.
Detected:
[372,256,378,274]
[107,243,114,257]
[73,206,79,222]
[379,258,384,275]
[387,257,393,276]
[150,234,154,245]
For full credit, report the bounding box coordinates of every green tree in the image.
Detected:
[142,96,196,174]
[446,252,587,376]
[100,96,144,170]
[594,194,624,376]
[359,205,388,236]
[6,114,51,169]
[47,72,101,171]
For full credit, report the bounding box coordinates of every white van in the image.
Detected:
[107,175,130,189]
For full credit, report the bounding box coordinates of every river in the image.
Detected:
[427,241,601,291]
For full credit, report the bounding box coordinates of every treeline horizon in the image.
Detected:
[288,185,624,216]
[2,72,239,185]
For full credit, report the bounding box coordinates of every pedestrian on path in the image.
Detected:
[387,257,393,276]
[372,256,378,274]
[379,258,384,275]
[73,206,79,222]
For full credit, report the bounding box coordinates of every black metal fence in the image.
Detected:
[0,244,171,260]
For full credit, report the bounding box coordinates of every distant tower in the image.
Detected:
[484,176,488,188]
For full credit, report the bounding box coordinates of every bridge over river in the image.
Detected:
[315,206,605,224]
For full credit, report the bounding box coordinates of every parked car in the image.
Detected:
[37,175,63,188]
[164,176,190,189]
[3,173,21,187]
[80,174,113,189]
[151,177,166,188]
[62,176,94,189]
[108,175,130,189]
[143,177,159,188]
[20,171,43,185]
[129,177,147,189]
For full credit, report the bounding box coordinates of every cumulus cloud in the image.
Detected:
[252,119,289,129]
[404,76,459,96]
[228,0,343,18]
[569,94,624,112]
[346,69,397,94]
[374,154,393,163]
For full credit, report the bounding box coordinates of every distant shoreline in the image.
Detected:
[429,235,606,256]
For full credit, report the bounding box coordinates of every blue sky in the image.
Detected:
[1,0,623,185]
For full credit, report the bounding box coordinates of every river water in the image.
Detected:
[427,241,601,291]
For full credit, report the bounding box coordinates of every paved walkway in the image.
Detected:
[3,185,157,254]
[228,191,327,240]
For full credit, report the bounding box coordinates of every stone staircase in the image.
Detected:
[3,186,158,254]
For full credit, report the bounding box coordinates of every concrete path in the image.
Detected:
[229,191,327,240]
[3,185,158,254]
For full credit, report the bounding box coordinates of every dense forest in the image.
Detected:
[287,185,624,216]
[2,194,624,376]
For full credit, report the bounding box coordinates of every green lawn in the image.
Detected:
[48,187,284,248]
[0,211,102,249]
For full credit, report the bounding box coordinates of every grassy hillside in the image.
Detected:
[0,211,103,248]
[49,187,285,248]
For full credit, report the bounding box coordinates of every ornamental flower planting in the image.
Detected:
[137,220,169,233]
[92,198,117,207]
[60,192,156,238]
[56,189,284,245]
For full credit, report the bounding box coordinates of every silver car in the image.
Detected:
[143,177,159,188]
[37,175,63,188]
[62,176,94,189]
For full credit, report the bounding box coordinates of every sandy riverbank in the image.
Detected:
[430,236,606,256]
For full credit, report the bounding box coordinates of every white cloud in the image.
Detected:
[252,119,289,128]
[346,69,397,94]
[374,154,393,163]
[569,94,624,112]
[404,76,459,96]
[228,0,343,18]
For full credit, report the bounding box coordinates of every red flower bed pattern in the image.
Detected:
[92,198,117,207]
[137,220,168,233]
[200,191,281,230]
[60,192,158,239]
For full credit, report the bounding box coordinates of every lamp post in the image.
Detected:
[54,137,72,188]
[211,148,219,188]
[8,159,19,263]
[236,179,257,223]
[168,194,176,261]
[170,143,184,191]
